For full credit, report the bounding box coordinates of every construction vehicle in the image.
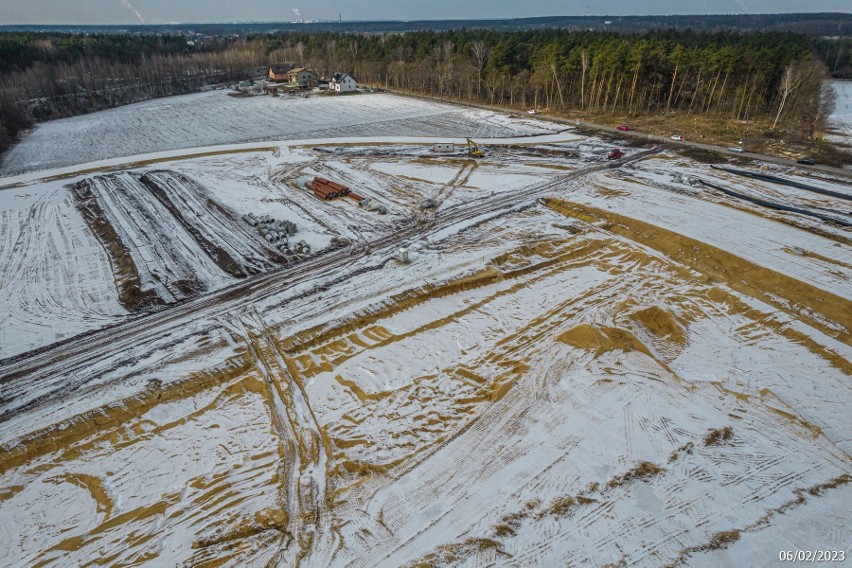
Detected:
[608,148,624,160]
[466,138,484,158]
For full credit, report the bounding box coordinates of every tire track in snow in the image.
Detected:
[225,309,336,566]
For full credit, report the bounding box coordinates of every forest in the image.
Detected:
[279,30,829,130]
[0,28,841,155]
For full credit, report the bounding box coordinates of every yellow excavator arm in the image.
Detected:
[466,138,485,158]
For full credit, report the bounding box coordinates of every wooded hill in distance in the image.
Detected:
[1,12,850,36]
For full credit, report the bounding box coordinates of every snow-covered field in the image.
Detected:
[1,94,851,567]
[0,181,126,358]
[0,92,557,176]
[0,132,578,360]
[826,79,852,148]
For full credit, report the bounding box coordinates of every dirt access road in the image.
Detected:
[0,147,658,423]
[371,88,852,181]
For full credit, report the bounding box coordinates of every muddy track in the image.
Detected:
[711,165,852,201]
[84,173,209,303]
[438,161,480,218]
[699,178,852,228]
[71,179,161,311]
[225,311,335,566]
[0,149,656,424]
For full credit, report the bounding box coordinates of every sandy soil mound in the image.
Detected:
[629,305,687,346]
[556,323,652,358]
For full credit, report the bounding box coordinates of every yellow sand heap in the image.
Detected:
[557,323,652,358]
[628,305,687,347]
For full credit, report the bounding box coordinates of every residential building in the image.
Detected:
[287,67,320,88]
[330,72,358,93]
[268,63,296,82]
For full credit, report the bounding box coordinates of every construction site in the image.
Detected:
[0,89,850,567]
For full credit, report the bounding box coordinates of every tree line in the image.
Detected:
[265,29,831,134]
[0,29,839,155]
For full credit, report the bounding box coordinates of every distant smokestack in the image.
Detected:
[339,12,342,23]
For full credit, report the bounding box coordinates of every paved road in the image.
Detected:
[0,148,657,424]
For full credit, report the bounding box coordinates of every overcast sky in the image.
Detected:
[0,0,848,25]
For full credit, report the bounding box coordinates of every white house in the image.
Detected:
[330,72,357,93]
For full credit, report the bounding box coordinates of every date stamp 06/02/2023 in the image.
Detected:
[779,550,846,563]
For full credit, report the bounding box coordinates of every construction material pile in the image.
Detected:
[307,177,352,200]
[358,197,387,214]
[304,176,386,214]
[242,213,310,258]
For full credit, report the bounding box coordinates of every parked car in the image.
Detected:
[796,157,816,165]
[527,109,540,115]
[670,134,683,141]
[728,146,744,153]
[617,124,630,131]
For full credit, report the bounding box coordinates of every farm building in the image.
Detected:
[287,67,320,88]
[331,73,358,93]
[268,63,296,82]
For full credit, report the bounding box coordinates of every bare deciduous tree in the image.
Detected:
[551,62,565,109]
[295,41,305,67]
[348,40,359,78]
[471,40,489,99]
[772,62,802,129]
[437,40,455,99]
[324,39,337,76]
[580,49,589,110]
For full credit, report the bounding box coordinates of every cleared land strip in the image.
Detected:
[0,147,280,188]
[0,133,582,189]
[0,150,654,425]
[711,165,852,201]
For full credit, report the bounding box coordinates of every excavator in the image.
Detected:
[466,138,484,158]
